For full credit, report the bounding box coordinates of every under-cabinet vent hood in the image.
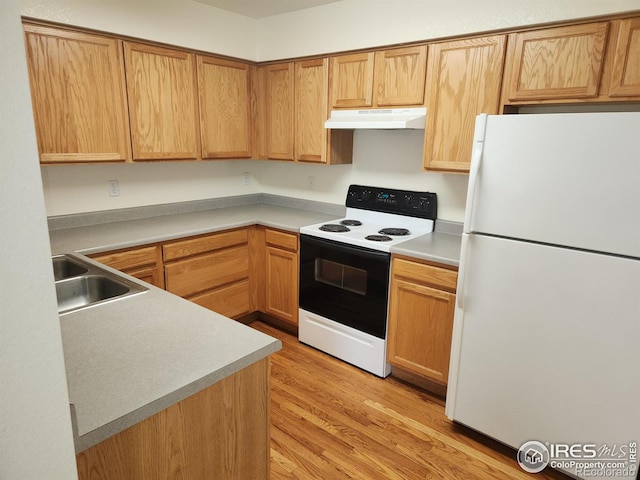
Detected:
[324,108,426,130]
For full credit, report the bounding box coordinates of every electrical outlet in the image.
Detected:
[108,179,120,197]
[242,172,251,185]
[307,175,315,189]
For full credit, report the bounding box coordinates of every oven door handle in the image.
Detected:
[300,234,391,261]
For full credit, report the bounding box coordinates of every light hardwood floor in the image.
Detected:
[250,321,570,480]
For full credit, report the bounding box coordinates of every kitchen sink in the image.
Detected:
[53,255,89,281]
[52,254,148,315]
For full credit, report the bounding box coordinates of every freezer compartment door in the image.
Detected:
[447,234,640,478]
[468,112,640,258]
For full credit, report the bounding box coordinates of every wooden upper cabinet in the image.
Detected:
[330,47,427,109]
[295,59,328,163]
[424,35,506,173]
[265,63,295,161]
[504,22,609,101]
[23,25,130,163]
[608,17,640,97]
[373,45,427,106]
[124,42,200,161]
[197,56,252,159]
[330,52,374,108]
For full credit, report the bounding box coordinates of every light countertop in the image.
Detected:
[51,197,461,452]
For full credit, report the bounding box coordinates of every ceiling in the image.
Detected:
[193,0,343,18]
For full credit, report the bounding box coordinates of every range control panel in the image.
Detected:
[346,184,437,219]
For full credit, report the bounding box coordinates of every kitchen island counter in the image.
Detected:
[60,256,281,453]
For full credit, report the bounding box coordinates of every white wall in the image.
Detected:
[0,1,78,478]
[256,0,640,60]
[260,130,469,221]
[23,0,640,223]
[41,161,262,216]
[20,0,258,60]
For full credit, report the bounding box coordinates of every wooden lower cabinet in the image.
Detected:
[387,256,457,387]
[87,226,303,324]
[90,245,164,288]
[163,229,252,319]
[263,229,299,327]
[76,357,270,480]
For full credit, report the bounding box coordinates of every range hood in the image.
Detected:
[324,107,426,130]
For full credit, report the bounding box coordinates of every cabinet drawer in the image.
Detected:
[265,229,298,252]
[163,229,248,261]
[188,280,251,318]
[164,245,249,297]
[392,257,458,292]
[91,245,159,271]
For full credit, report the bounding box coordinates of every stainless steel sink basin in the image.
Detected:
[53,255,89,281]
[52,254,148,315]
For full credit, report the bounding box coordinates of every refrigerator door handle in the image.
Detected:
[463,114,488,234]
[456,232,471,309]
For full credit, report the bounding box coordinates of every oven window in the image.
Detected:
[315,259,367,296]
[299,235,390,339]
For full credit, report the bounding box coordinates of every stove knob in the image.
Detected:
[405,195,416,207]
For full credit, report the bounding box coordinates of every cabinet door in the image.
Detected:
[295,59,328,163]
[373,45,427,106]
[198,56,252,158]
[124,42,200,160]
[387,278,455,384]
[23,25,130,163]
[505,22,609,101]
[608,17,640,97]
[424,35,506,173]
[330,52,374,108]
[265,246,298,326]
[265,63,294,161]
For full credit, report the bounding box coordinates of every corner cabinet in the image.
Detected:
[423,35,506,173]
[124,42,201,161]
[264,229,299,328]
[23,24,131,163]
[197,56,252,159]
[90,245,164,289]
[387,256,457,387]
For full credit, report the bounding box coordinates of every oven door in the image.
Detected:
[299,234,390,339]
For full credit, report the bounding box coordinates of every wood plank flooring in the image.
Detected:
[250,321,571,480]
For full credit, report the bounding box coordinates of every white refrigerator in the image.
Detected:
[446,112,640,479]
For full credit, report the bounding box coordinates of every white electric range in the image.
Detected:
[298,185,437,377]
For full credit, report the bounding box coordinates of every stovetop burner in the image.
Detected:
[365,234,393,242]
[299,185,437,253]
[320,224,350,233]
[379,227,410,236]
[340,219,362,227]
